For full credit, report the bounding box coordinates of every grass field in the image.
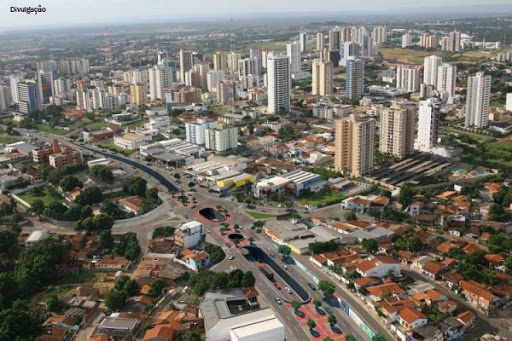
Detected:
[18,186,63,206]
[98,140,135,156]
[0,134,20,143]
[299,189,346,208]
[379,48,493,64]
[87,121,109,131]
[245,211,277,220]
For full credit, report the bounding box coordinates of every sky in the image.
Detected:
[2,0,512,29]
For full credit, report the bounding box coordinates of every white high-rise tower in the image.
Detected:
[465,72,491,128]
[423,55,442,87]
[416,99,440,152]
[437,64,457,98]
[286,42,301,75]
[267,55,291,114]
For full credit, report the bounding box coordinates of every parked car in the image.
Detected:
[285,287,292,294]
[283,265,288,270]
[228,255,234,260]
[307,283,316,290]
[225,243,231,248]
[275,297,282,305]
[274,283,281,290]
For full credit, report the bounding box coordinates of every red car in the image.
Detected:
[274,283,281,290]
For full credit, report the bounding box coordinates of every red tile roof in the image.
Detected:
[399,307,427,324]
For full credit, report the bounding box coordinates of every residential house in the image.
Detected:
[397,307,428,330]
[422,261,445,279]
[182,249,211,271]
[356,256,401,278]
[118,196,143,214]
[460,280,501,315]
[366,282,406,302]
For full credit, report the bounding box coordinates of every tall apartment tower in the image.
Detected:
[9,75,21,104]
[148,65,174,100]
[249,48,262,74]
[213,51,227,71]
[379,102,415,159]
[227,52,241,72]
[130,84,147,106]
[179,50,193,83]
[340,27,351,43]
[299,32,307,52]
[372,26,387,45]
[36,70,55,107]
[465,72,491,128]
[346,59,364,100]
[506,93,512,112]
[316,32,325,52]
[286,42,301,74]
[17,82,38,114]
[436,64,457,98]
[396,65,421,92]
[0,86,9,112]
[312,58,333,96]
[402,32,413,48]
[267,55,291,114]
[329,28,341,51]
[334,114,375,177]
[416,99,440,152]
[423,55,442,87]
[448,31,461,52]
[420,35,439,49]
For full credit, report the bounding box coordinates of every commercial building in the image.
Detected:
[334,114,375,177]
[204,125,238,152]
[437,64,457,98]
[82,129,114,142]
[312,58,333,96]
[465,72,491,128]
[175,221,204,249]
[113,132,152,150]
[185,119,217,145]
[346,59,364,100]
[36,71,54,106]
[253,169,326,198]
[396,65,420,92]
[379,102,415,159]
[199,289,284,341]
[17,82,38,114]
[98,317,139,337]
[328,28,340,51]
[179,50,193,83]
[130,84,147,106]
[25,229,51,247]
[267,55,291,114]
[286,42,301,75]
[423,55,442,87]
[415,99,440,152]
[33,139,83,168]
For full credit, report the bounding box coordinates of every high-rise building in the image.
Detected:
[346,59,364,100]
[372,26,387,45]
[286,42,301,75]
[179,50,193,83]
[57,58,89,75]
[423,55,442,87]
[465,72,491,128]
[334,114,375,177]
[148,65,175,100]
[53,77,71,97]
[185,119,217,145]
[238,58,258,78]
[217,80,237,105]
[316,32,324,52]
[340,41,360,67]
[329,28,341,51]
[379,102,415,158]
[402,32,413,48]
[130,84,147,106]
[36,71,54,107]
[204,125,239,152]
[299,32,307,52]
[419,35,438,49]
[207,70,226,92]
[9,75,21,104]
[396,65,420,92]
[359,36,375,58]
[436,64,457,98]
[448,31,461,52]
[312,58,333,96]
[267,55,291,114]
[340,27,351,43]
[227,52,241,72]
[416,99,440,152]
[17,82,38,114]
[249,48,263,75]
[36,60,57,73]
[506,93,512,112]
[0,86,8,112]
[213,51,227,71]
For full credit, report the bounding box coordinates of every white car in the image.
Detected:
[228,255,234,260]
[285,287,292,294]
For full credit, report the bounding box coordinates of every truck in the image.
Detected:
[258,264,274,281]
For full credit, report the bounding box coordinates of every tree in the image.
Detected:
[0,231,20,259]
[146,187,159,200]
[241,271,256,287]
[314,299,322,308]
[362,239,379,254]
[152,226,175,239]
[248,237,255,245]
[75,186,103,206]
[488,203,510,222]
[114,232,141,260]
[318,280,336,297]
[291,300,302,311]
[307,318,316,330]
[188,181,196,188]
[399,184,415,206]
[394,233,424,252]
[0,300,43,340]
[205,243,225,264]
[59,175,83,192]
[29,199,45,216]
[114,276,139,297]
[149,278,166,297]
[328,313,337,326]
[277,244,291,258]
[93,214,114,231]
[308,240,340,254]
[44,200,67,219]
[372,333,387,341]
[104,289,126,312]
[124,176,147,196]
[344,211,357,221]
[90,165,114,184]
[99,230,114,250]
[253,220,265,228]
[182,332,202,341]
[174,174,181,180]
[100,200,124,220]
[345,335,357,341]
[44,295,59,312]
